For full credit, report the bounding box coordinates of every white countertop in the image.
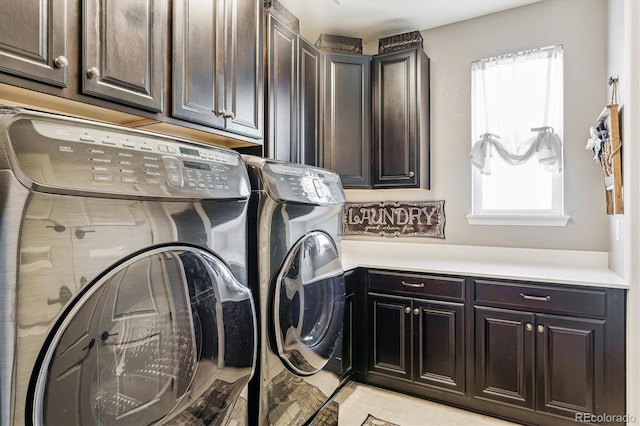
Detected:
[340,240,628,289]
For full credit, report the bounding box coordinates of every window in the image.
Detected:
[468,45,569,226]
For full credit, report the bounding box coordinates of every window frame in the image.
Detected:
[467,45,570,227]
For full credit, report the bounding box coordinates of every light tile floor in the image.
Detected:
[334,382,521,426]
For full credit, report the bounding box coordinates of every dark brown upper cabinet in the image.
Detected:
[372,46,430,189]
[320,52,371,188]
[298,37,320,166]
[83,0,167,112]
[173,0,263,139]
[265,13,319,164]
[0,0,70,87]
[265,14,297,162]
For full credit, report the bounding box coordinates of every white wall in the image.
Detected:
[349,0,610,252]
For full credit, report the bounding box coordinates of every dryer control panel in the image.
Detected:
[2,115,250,199]
[261,161,346,205]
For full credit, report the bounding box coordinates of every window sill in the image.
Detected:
[466,214,571,227]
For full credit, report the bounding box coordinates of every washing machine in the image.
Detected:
[242,156,347,426]
[0,106,257,426]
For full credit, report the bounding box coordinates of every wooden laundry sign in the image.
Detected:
[343,201,445,238]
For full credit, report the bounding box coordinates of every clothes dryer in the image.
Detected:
[242,156,346,426]
[0,106,256,425]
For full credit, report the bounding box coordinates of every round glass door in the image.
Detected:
[32,245,256,425]
[273,231,345,376]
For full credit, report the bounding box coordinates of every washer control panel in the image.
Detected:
[5,117,250,199]
[262,161,346,205]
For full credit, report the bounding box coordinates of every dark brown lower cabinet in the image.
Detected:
[472,279,623,425]
[474,307,607,422]
[337,269,357,379]
[359,270,626,426]
[474,307,535,408]
[414,299,465,393]
[536,314,605,417]
[368,293,465,394]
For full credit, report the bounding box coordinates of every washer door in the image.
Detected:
[273,231,345,376]
[32,245,256,426]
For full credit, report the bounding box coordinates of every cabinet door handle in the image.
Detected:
[413,308,420,315]
[225,111,235,119]
[525,323,533,331]
[86,67,100,79]
[408,171,415,178]
[404,306,411,314]
[520,293,550,302]
[54,56,68,68]
[402,281,424,288]
[217,109,227,117]
[537,325,545,333]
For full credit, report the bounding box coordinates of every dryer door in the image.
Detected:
[273,231,345,376]
[32,245,256,426]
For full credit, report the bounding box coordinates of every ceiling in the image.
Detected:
[278,0,542,47]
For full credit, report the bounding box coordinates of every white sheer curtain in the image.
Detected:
[470,45,564,174]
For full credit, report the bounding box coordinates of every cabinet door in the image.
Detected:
[373,47,427,188]
[172,0,225,129]
[321,53,371,187]
[83,0,166,112]
[222,0,263,139]
[0,0,69,86]
[413,300,465,394]
[298,37,319,166]
[266,14,297,161]
[535,314,605,419]
[339,290,354,378]
[368,294,412,381]
[474,306,535,409]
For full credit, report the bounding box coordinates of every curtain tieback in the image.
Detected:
[470,128,562,174]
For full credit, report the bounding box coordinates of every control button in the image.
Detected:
[121,142,136,149]
[90,158,112,164]
[158,144,169,152]
[163,157,179,168]
[121,176,139,184]
[140,144,153,151]
[187,181,197,188]
[80,134,94,142]
[197,182,206,188]
[162,156,183,189]
[166,173,183,188]
[146,178,162,185]
[208,184,216,189]
[93,174,114,183]
[167,145,177,154]
[101,138,116,145]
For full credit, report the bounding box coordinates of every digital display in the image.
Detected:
[183,160,211,171]
[179,147,200,157]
